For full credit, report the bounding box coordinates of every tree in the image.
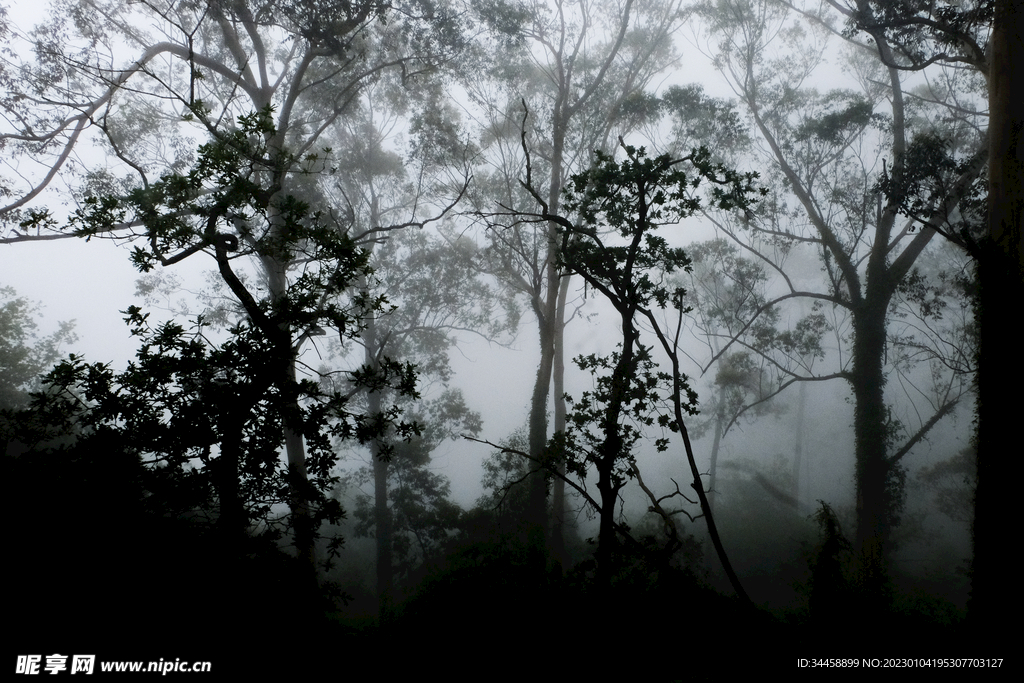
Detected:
[520,140,762,598]
[316,80,501,615]
[699,0,986,600]
[0,285,76,410]
[474,426,533,531]
[469,0,687,566]
[1,0,469,583]
[975,0,1021,630]
[678,239,789,509]
[66,107,426,600]
[343,229,497,617]
[349,393,478,594]
[917,445,975,526]
[827,0,1016,630]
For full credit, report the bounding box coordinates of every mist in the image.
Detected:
[2,0,1010,676]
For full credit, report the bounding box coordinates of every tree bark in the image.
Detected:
[974,0,1024,632]
[707,383,727,514]
[792,379,806,506]
[550,274,570,572]
[365,312,394,621]
[525,276,557,562]
[851,297,892,600]
[525,100,569,561]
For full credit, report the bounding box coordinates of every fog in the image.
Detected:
[3,0,1001,676]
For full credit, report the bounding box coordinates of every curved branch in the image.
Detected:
[0,41,258,221]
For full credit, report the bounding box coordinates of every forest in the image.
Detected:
[2,0,1019,675]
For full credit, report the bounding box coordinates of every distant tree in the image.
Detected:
[475,427,532,530]
[0,0,470,585]
[0,286,76,410]
[469,0,687,566]
[349,394,476,592]
[713,453,812,607]
[328,181,505,616]
[917,446,975,526]
[66,108,423,596]
[699,0,986,600]
[518,139,762,598]
[676,239,793,508]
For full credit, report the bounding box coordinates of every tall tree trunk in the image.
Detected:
[360,194,394,620]
[525,110,568,561]
[365,312,393,621]
[550,274,570,572]
[851,298,892,602]
[792,379,807,506]
[707,383,727,514]
[525,287,556,560]
[264,254,319,596]
[974,0,1024,631]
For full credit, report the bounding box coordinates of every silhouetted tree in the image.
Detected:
[975,0,1021,630]
[1,0,469,584]
[700,0,985,599]
[469,0,687,566]
[0,286,76,411]
[520,139,762,599]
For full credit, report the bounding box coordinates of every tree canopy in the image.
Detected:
[1,0,1001,666]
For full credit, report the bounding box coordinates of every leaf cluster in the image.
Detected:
[70,109,374,343]
[874,130,987,239]
[16,106,431,562]
[916,446,975,524]
[14,304,420,554]
[348,389,480,580]
[0,286,77,409]
[563,344,687,488]
[845,0,992,71]
[560,144,763,310]
[659,84,749,158]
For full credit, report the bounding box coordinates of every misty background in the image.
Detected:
[2,0,1005,674]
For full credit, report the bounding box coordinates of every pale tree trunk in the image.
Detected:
[360,194,393,620]
[525,108,568,561]
[550,274,570,571]
[974,0,1023,630]
[707,383,727,514]
[792,380,807,506]
[525,277,557,561]
[265,254,319,596]
[254,94,319,595]
[365,312,393,620]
